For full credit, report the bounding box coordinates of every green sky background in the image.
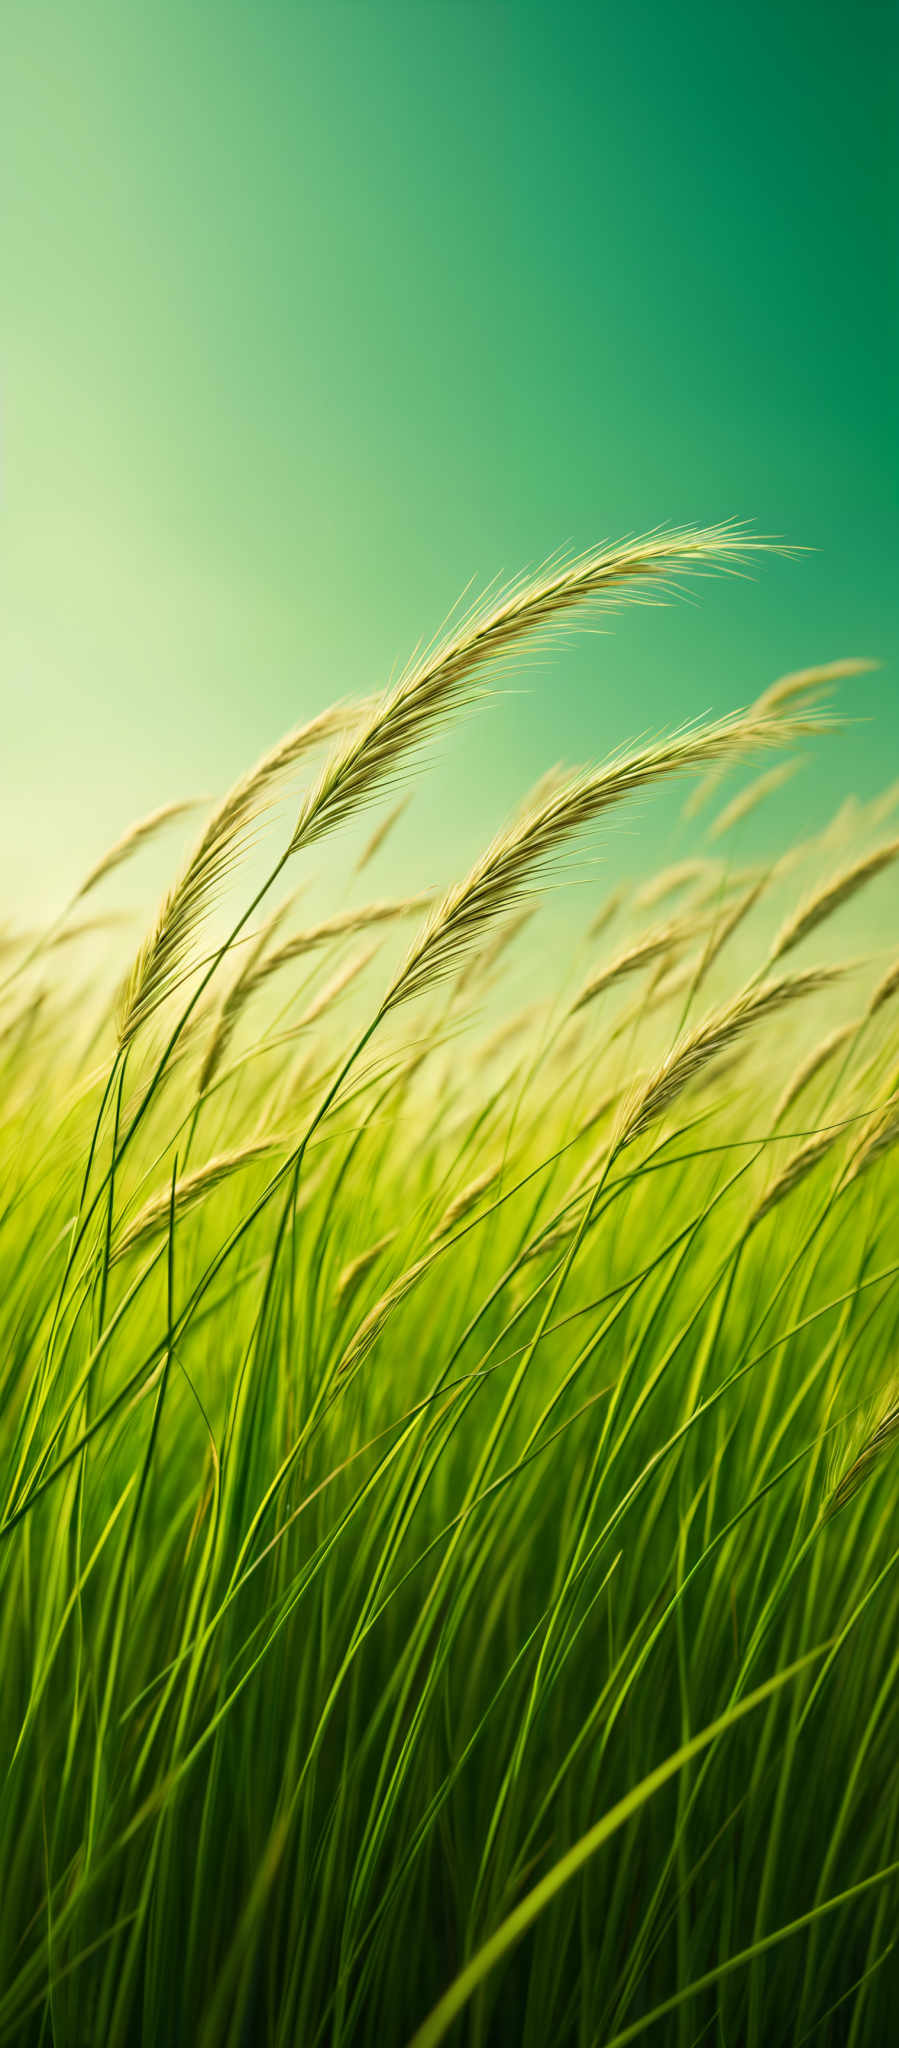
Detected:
[4,0,897,925]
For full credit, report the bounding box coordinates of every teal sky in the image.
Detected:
[5,0,898,920]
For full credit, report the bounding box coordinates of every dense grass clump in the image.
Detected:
[1,528,898,2046]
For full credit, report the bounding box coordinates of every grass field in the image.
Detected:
[1,527,898,2046]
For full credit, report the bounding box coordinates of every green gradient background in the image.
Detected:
[4,0,898,918]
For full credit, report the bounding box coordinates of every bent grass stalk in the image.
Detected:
[45,527,761,1367]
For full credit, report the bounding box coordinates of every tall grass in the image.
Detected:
[1,528,898,2047]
